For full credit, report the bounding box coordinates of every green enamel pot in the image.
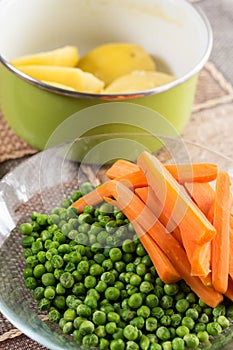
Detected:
[0,0,212,150]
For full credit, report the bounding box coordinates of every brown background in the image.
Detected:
[0,0,233,349]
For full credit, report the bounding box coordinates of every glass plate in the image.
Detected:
[0,134,233,350]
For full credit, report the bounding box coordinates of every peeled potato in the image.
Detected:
[11,46,79,67]
[17,65,105,93]
[78,43,156,85]
[42,81,76,91]
[104,70,175,94]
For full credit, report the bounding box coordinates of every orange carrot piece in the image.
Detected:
[106,159,139,179]
[211,170,231,294]
[137,151,216,245]
[106,159,218,183]
[71,170,147,212]
[165,163,218,183]
[225,277,233,301]
[229,216,233,279]
[131,221,180,284]
[136,184,211,276]
[200,273,212,288]
[71,181,115,212]
[135,186,182,243]
[184,182,215,216]
[108,182,223,307]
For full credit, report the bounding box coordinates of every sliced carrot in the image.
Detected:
[184,182,215,216]
[200,273,212,288]
[229,216,233,279]
[137,151,216,245]
[107,181,223,307]
[106,159,139,179]
[106,158,218,183]
[165,163,218,183]
[135,185,210,276]
[225,277,233,301]
[135,186,182,243]
[71,170,147,212]
[211,170,231,294]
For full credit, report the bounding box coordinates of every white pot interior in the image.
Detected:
[0,0,211,78]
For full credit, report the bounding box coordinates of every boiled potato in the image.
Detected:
[16,65,104,93]
[78,43,156,85]
[42,81,76,91]
[11,46,79,67]
[104,70,175,94]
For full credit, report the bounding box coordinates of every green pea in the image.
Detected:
[206,322,222,336]
[84,295,98,309]
[128,293,143,309]
[121,309,136,322]
[38,297,51,311]
[101,271,116,285]
[95,325,106,338]
[213,304,226,317]
[185,308,199,320]
[33,286,45,300]
[183,334,199,348]
[37,251,46,263]
[150,344,162,350]
[110,339,125,350]
[182,316,195,330]
[176,326,190,338]
[109,247,122,262]
[130,316,145,330]
[145,317,158,332]
[60,272,74,288]
[217,315,230,329]
[72,190,82,202]
[84,275,97,289]
[160,315,171,327]
[107,311,120,324]
[123,325,138,341]
[126,341,139,350]
[139,334,150,350]
[21,236,35,248]
[156,326,171,341]
[41,273,55,286]
[194,322,206,333]
[136,263,147,276]
[137,305,150,318]
[140,281,154,294]
[171,338,185,350]
[77,260,89,275]
[23,248,33,259]
[141,255,152,267]
[164,283,179,296]
[105,287,120,301]
[45,260,54,273]
[20,223,33,235]
[122,239,136,253]
[100,338,110,350]
[76,304,92,318]
[44,286,56,299]
[151,307,164,319]
[145,294,159,308]
[63,321,73,334]
[64,308,77,322]
[175,299,190,313]
[106,322,117,335]
[171,313,182,327]
[48,309,61,323]
[54,295,66,310]
[197,330,209,343]
[136,243,147,257]
[23,266,33,279]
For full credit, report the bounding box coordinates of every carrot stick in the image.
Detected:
[165,163,218,183]
[184,182,215,216]
[71,170,147,212]
[135,186,182,243]
[200,273,212,288]
[106,159,139,179]
[106,159,218,183]
[211,170,231,294]
[135,186,210,276]
[229,216,233,279]
[107,182,223,307]
[225,277,233,301]
[137,151,216,245]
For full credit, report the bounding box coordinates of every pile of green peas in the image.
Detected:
[20,182,233,350]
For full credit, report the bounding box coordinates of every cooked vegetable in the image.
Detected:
[184,182,215,216]
[78,43,156,85]
[211,171,231,293]
[11,45,79,67]
[106,159,218,183]
[107,181,223,308]
[15,65,104,93]
[20,150,233,349]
